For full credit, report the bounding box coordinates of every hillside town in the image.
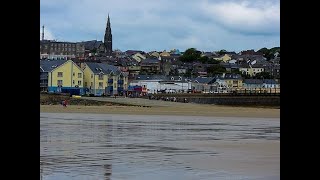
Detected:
[40,15,280,97]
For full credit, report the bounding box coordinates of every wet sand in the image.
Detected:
[40,104,280,118]
[40,113,280,179]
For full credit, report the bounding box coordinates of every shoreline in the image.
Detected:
[40,105,280,118]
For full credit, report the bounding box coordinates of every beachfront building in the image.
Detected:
[219,74,243,89]
[40,60,84,95]
[130,75,191,94]
[82,62,128,96]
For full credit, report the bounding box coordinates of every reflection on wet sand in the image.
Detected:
[40,113,279,180]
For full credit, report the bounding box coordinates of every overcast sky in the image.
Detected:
[40,0,280,52]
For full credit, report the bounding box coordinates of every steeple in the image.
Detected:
[104,13,112,56]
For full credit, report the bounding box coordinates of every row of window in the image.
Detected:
[58,72,82,78]
[57,80,82,86]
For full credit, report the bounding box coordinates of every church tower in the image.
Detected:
[104,14,112,56]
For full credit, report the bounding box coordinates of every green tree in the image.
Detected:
[207,64,227,76]
[218,49,227,55]
[207,58,220,64]
[199,56,209,63]
[179,48,201,62]
[257,47,269,56]
[254,72,273,79]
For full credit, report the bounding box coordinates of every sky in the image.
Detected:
[40,0,280,52]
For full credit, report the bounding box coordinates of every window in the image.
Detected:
[99,82,103,88]
[57,80,63,85]
[78,81,82,85]
[91,74,93,78]
[78,73,82,78]
[73,72,75,76]
[57,72,63,77]
[85,82,87,87]
[91,82,93,87]
[114,83,116,88]
[98,74,103,80]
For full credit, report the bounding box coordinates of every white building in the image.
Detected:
[130,75,191,94]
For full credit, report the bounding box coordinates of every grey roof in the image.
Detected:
[263,79,278,84]
[85,62,122,75]
[220,63,240,69]
[244,79,263,84]
[40,60,67,72]
[244,79,278,84]
[135,75,166,80]
[140,58,160,64]
[81,40,104,51]
[125,50,144,56]
[134,75,189,81]
[192,77,216,84]
[221,73,242,79]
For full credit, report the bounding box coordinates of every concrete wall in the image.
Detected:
[186,96,280,106]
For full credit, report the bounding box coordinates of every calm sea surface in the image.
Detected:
[40,113,280,180]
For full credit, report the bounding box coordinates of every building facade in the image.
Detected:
[40,60,84,94]
[40,40,85,59]
[82,62,128,96]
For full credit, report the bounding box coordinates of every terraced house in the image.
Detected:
[40,60,84,95]
[82,62,128,96]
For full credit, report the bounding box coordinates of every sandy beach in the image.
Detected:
[40,104,279,118]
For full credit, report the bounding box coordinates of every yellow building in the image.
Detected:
[82,62,128,96]
[40,60,84,94]
[132,53,146,62]
[213,54,232,62]
[160,50,170,57]
[239,66,264,77]
[224,76,243,88]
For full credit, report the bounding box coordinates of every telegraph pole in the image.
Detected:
[42,25,45,41]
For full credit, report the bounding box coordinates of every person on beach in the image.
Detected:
[62,100,68,107]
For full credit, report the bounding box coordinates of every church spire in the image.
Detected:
[104,13,112,56]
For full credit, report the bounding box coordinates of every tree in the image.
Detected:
[199,56,209,63]
[241,71,251,79]
[231,69,241,74]
[218,49,227,55]
[179,48,201,62]
[207,58,220,64]
[207,64,227,76]
[254,72,273,79]
[257,47,269,56]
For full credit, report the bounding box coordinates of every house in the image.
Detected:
[160,50,170,57]
[128,65,141,79]
[243,79,264,89]
[131,53,146,62]
[81,40,106,55]
[219,74,243,89]
[148,51,160,58]
[239,64,264,76]
[263,79,280,88]
[191,77,216,93]
[40,60,84,95]
[139,58,161,75]
[125,50,144,57]
[81,62,128,96]
[169,49,181,56]
[264,63,280,79]
[40,40,85,60]
[220,63,240,72]
[130,75,191,94]
[243,79,280,89]
[213,54,232,63]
